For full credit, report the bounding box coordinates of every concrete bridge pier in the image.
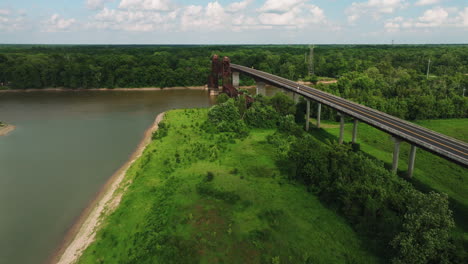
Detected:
[339,112,344,144]
[292,93,299,103]
[407,145,417,178]
[306,100,310,131]
[391,137,401,174]
[352,119,358,144]
[317,103,321,128]
[232,71,240,89]
[256,81,266,96]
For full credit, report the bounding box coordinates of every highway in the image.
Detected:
[230,64,468,167]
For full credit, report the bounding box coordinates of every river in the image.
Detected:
[0,90,213,264]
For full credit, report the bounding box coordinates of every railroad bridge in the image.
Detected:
[208,56,468,178]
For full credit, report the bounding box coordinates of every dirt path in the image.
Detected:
[53,112,165,264]
[0,125,15,136]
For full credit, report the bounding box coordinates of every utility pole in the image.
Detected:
[308,45,315,76]
[426,58,431,79]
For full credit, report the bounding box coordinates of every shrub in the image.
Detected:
[207,99,249,138]
[216,93,229,104]
[391,191,454,264]
[278,115,304,137]
[244,102,279,128]
[269,92,296,116]
[205,171,214,182]
[152,122,169,140]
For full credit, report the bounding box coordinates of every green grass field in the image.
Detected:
[78,109,381,264]
[308,118,468,242]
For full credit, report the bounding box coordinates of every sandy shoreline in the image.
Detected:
[52,112,166,264]
[0,125,15,136]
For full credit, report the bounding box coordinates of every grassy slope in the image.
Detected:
[309,118,468,242]
[78,109,381,264]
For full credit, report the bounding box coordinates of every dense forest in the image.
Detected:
[0,44,467,120]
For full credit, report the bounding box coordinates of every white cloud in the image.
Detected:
[383,6,467,31]
[455,7,468,27]
[0,9,11,16]
[180,2,226,31]
[0,9,27,31]
[416,6,448,27]
[86,0,329,33]
[90,7,174,31]
[42,14,76,32]
[258,0,307,13]
[258,4,325,27]
[346,0,408,23]
[226,0,253,13]
[86,0,114,10]
[118,0,173,11]
[414,0,440,6]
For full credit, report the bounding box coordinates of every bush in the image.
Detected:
[216,93,229,104]
[207,99,249,137]
[391,191,454,264]
[205,171,214,182]
[269,92,296,116]
[278,115,304,137]
[152,122,169,140]
[244,103,279,128]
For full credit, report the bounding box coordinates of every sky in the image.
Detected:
[0,0,467,44]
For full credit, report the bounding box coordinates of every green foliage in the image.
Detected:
[278,115,304,137]
[216,93,229,104]
[152,122,169,140]
[1,44,465,120]
[304,74,319,84]
[244,102,279,128]
[391,191,455,264]
[206,99,248,137]
[125,177,200,264]
[205,171,214,182]
[196,181,241,204]
[269,92,296,116]
[78,108,381,264]
[287,134,458,262]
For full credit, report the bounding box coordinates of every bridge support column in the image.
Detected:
[306,100,310,131]
[339,113,344,144]
[293,93,299,103]
[407,145,417,178]
[352,119,358,144]
[232,72,240,89]
[317,103,321,128]
[256,81,266,96]
[391,137,401,174]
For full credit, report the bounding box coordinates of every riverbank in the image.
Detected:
[0,124,15,136]
[53,112,166,264]
[0,85,256,93]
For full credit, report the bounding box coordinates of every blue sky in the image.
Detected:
[0,0,467,44]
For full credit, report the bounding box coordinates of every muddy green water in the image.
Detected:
[0,90,213,264]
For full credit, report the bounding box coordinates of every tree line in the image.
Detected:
[0,44,466,120]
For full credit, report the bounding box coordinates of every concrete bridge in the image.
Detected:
[225,64,468,178]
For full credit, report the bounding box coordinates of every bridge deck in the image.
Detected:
[231,64,468,167]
